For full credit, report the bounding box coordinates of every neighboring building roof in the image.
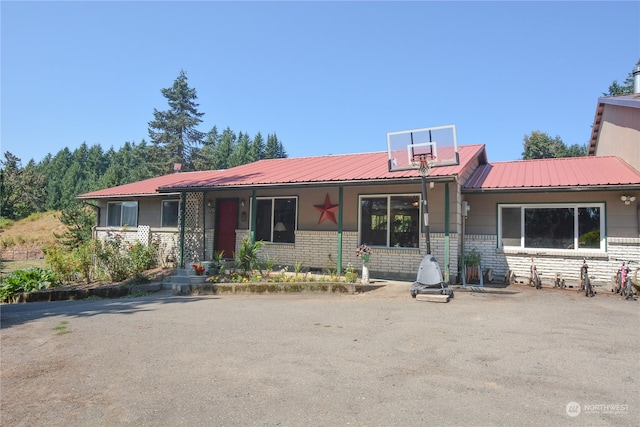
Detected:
[77,144,486,198]
[588,93,640,156]
[464,156,640,192]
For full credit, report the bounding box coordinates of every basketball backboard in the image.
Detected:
[387,124,459,172]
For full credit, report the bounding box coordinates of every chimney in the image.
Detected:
[634,65,640,94]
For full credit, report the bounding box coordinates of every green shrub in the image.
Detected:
[44,244,81,282]
[128,242,158,273]
[93,233,133,282]
[1,267,62,301]
[234,237,263,277]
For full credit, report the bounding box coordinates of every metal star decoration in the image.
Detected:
[314,193,339,224]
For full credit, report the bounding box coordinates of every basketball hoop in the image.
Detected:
[412,155,437,177]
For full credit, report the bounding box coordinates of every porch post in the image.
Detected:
[444,183,450,283]
[250,189,257,244]
[179,191,186,268]
[337,186,344,275]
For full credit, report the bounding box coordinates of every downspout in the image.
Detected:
[250,190,257,244]
[444,183,450,283]
[337,187,344,275]
[179,191,186,268]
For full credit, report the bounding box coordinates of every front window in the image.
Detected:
[107,201,138,227]
[255,197,297,243]
[498,203,604,250]
[360,194,420,248]
[161,200,179,227]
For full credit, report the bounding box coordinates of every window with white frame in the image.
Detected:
[161,200,179,228]
[255,197,297,243]
[359,194,421,248]
[107,201,138,227]
[498,203,604,250]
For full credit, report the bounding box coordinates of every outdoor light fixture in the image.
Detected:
[620,195,636,205]
[240,199,246,207]
[207,200,215,214]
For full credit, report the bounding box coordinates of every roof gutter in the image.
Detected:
[462,184,640,194]
[77,192,182,199]
[157,176,458,193]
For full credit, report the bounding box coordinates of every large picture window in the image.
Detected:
[255,197,297,243]
[107,201,138,227]
[498,203,604,251]
[360,194,420,248]
[161,200,179,228]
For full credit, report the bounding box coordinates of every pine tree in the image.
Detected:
[192,126,219,170]
[211,127,236,169]
[249,132,265,162]
[264,133,287,159]
[147,70,205,170]
[0,152,46,220]
[229,132,251,167]
[604,58,640,96]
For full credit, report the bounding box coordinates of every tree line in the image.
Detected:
[1,70,287,221]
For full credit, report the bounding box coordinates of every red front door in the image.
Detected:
[215,200,238,259]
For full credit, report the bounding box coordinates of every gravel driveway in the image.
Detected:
[1,282,638,426]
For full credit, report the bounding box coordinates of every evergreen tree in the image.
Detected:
[44,148,72,210]
[0,152,46,220]
[264,133,287,159]
[147,70,205,170]
[229,132,251,167]
[54,202,96,248]
[211,127,236,169]
[604,58,640,96]
[249,132,265,162]
[192,126,219,170]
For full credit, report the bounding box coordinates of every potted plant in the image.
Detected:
[464,249,481,283]
[356,244,372,283]
[208,250,225,275]
[192,262,206,276]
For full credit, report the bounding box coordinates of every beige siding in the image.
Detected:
[595,105,640,170]
[463,191,639,238]
[220,182,461,235]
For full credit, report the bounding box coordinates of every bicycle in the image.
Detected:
[554,272,566,289]
[529,257,542,289]
[618,261,636,300]
[580,258,595,297]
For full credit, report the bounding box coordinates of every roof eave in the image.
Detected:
[463,184,640,193]
[77,192,181,199]
[157,176,459,192]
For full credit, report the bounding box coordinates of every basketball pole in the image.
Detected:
[420,163,431,254]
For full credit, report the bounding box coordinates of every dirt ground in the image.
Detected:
[1,281,639,426]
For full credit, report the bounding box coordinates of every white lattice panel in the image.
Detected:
[184,193,204,263]
[137,225,150,246]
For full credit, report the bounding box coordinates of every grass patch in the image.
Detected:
[52,320,71,335]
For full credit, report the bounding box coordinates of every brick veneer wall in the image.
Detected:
[236,230,459,281]
[464,234,640,287]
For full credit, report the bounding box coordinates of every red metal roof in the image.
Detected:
[154,144,486,191]
[77,170,228,199]
[464,156,640,191]
[78,145,483,198]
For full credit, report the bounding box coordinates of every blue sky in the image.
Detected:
[2,1,639,166]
